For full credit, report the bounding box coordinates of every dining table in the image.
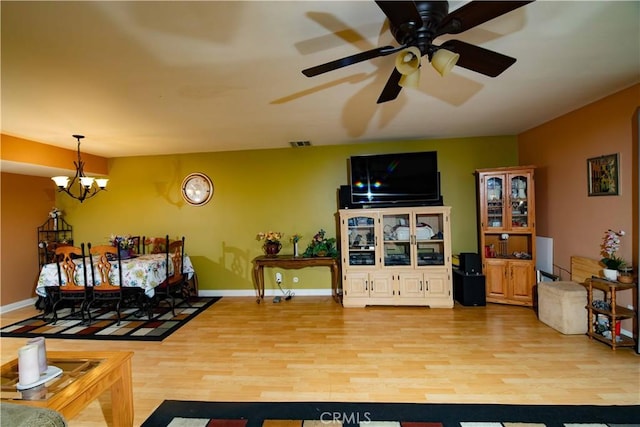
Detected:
[36,253,195,298]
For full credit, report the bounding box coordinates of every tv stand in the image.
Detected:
[339,206,453,308]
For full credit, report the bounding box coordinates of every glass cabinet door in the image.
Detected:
[414,211,445,267]
[346,214,377,267]
[485,175,504,228]
[509,174,530,228]
[382,212,411,267]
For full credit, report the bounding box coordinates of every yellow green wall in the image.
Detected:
[54,136,517,293]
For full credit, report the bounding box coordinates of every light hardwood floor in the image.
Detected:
[2,296,639,426]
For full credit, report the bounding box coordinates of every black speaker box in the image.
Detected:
[339,185,352,209]
[453,269,486,306]
[459,252,482,275]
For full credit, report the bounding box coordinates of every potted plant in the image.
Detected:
[302,229,338,258]
[257,231,283,257]
[600,229,625,280]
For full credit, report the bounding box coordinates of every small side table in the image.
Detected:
[586,277,637,350]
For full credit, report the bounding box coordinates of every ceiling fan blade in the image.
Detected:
[302,45,397,77]
[441,40,516,77]
[375,1,421,30]
[377,68,403,104]
[436,1,534,36]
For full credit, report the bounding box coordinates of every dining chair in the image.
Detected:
[154,235,186,315]
[130,236,141,255]
[143,236,167,254]
[86,243,124,325]
[50,244,90,325]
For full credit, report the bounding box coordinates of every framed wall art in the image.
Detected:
[587,153,618,196]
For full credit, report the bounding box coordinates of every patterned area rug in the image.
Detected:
[142,401,640,427]
[0,297,220,341]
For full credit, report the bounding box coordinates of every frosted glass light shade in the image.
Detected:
[79,177,95,188]
[95,178,109,188]
[51,176,70,188]
[431,48,459,76]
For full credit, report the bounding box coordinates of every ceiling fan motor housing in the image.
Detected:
[390,1,450,56]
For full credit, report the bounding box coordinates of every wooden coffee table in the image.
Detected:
[1,351,134,426]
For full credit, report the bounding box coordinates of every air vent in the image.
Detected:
[289,140,311,148]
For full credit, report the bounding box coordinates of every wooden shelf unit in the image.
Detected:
[586,277,637,350]
[37,217,73,269]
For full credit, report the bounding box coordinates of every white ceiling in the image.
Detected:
[2,1,639,159]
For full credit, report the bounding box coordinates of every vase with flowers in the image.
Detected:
[49,207,63,230]
[302,229,338,258]
[600,229,626,281]
[110,234,136,259]
[290,234,302,257]
[257,231,283,257]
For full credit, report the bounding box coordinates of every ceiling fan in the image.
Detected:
[301,1,534,104]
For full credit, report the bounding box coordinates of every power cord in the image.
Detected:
[273,273,294,302]
[277,282,295,300]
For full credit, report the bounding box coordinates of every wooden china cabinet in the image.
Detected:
[476,166,536,306]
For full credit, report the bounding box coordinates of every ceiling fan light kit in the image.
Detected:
[395,46,421,75]
[398,67,421,89]
[431,48,460,77]
[395,46,421,88]
[301,1,535,103]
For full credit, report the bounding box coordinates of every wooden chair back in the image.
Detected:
[168,237,185,284]
[145,236,167,254]
[88,244,122,291]
[54,245,84,290]
[51,244,89,324]
[130,236,141,254]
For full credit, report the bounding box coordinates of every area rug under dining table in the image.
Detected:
[141,400,640,427]
[0,297,220,341]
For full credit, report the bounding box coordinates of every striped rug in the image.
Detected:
[141,401,640,427]
[0,297,220,341]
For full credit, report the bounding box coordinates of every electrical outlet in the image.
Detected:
[293,277,299,283]
[275,273,282,283]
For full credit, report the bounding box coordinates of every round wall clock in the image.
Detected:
[181,172,214,206]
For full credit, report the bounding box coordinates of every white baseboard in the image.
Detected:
[0,297,38,314]
[197,288,333,298]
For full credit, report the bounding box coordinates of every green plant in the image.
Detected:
[302,229,338,258]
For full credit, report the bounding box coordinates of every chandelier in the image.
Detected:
[51,135,108,203]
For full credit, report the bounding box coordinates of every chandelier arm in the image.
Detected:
[59,179,103,203]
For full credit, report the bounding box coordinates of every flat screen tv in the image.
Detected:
[349,151,442,207]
